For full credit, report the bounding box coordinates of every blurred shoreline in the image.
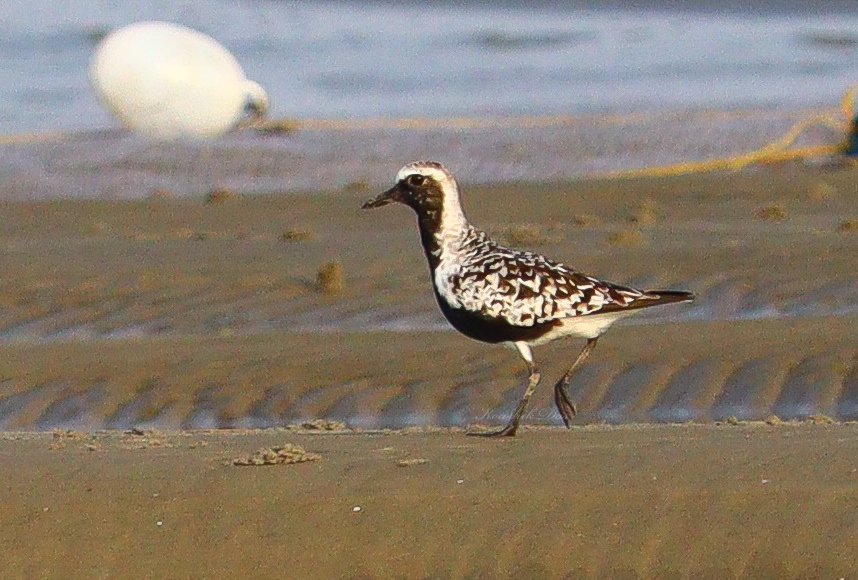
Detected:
[1,105,847,199]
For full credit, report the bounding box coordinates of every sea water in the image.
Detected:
[2,0,858,134]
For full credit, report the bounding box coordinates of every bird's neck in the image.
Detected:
[415,196,470,271]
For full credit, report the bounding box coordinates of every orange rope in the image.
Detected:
[598,87,854,179]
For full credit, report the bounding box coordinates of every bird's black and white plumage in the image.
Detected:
[363,161,694,436]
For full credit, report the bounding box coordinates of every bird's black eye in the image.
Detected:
[406,174,425,187]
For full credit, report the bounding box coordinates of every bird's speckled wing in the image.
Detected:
[447,237,646,327]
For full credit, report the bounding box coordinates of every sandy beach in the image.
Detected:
[0,150,856,577]
[4,0,858,574]
[3,424,858,578]
[0,163,855,431]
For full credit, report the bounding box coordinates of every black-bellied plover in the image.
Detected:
[362,161,694,437]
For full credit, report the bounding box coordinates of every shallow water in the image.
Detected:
[3,0,858,134]
[1,107,845,199]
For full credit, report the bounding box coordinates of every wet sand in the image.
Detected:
[0,154,856,577]
[0,163,855,430]
[3,424,858,578]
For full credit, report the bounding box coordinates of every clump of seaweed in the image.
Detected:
[809,182,837,202]
[397,458,429,467]
[608,230,645,247]
[628,198,659,226]
[204,188,235,205]
[502,224,549,247]
[232,443,320,466]
[804,414,835,425]
[316,261,345,294]
[837,218,858,233]
[281,229,315,242]
[299,419,347,431]
[755,204,788,222]
[256,119,299,135]
[569,214,599,227]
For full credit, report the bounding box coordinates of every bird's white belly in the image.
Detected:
[526,310,636,345]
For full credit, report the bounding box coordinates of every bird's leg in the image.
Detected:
[469,342,540,438]
[554,337,599,428]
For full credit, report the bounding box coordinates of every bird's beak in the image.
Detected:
[238,82,270,130]
[362,184,402,209]
[244,99,267,119]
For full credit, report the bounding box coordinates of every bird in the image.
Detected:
[362,161,694,437]
[90,21,268,140]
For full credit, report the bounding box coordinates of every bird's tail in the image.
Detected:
[643,290,695,306]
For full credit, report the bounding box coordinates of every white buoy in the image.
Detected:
[90,21,268,140]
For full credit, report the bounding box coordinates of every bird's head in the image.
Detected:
[240,80,269,125]
[362,161,461,218]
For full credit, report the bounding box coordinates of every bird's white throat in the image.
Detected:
[431,178,470,259]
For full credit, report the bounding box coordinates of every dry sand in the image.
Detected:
[3,424,858,578]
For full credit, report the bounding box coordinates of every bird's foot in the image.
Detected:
[466,424,518,438]
[554,378,577,429]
